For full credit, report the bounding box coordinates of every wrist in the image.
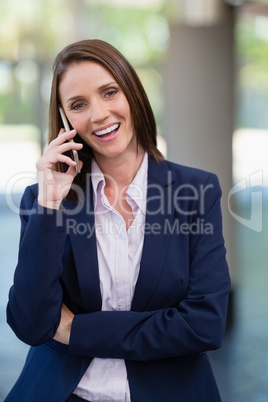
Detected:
[37,197,62,210]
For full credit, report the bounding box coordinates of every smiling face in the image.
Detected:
[58,61,137,165]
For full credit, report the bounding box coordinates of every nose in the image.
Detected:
[90,98,109,123]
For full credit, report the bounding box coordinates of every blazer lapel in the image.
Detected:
[65,160,176,313]
[65,183,102,311]
[131,159,176,311]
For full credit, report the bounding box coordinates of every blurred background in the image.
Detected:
[0,0,268,400]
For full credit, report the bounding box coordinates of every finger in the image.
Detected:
[56,141,83,154]
[66,160,83,177]
[57,153,78,167]
[78,160,83,171]
[44,131,81,156]
[51,129,77,146]
[58,128,65,135]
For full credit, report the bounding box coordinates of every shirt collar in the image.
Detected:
[91,159,105,209]
[126,152,148,215]
[91,152,148,215]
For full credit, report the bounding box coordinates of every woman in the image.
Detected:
[5,39,230,402]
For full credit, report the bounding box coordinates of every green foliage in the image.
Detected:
[0,0,168,134]
[236,16,268,89]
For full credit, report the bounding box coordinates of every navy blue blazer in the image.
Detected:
[6,158,230,402]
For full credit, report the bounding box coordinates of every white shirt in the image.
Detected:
[73,153,148,401]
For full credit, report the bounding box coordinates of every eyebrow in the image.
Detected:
[66,81,118,103]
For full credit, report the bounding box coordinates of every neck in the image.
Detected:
[94,147,145,189]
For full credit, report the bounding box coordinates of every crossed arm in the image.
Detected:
[7,178,230,361]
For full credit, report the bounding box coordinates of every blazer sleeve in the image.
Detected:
[69,173,231,360]
[6,186,67,345]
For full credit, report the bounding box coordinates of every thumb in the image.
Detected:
[66,160,83,178]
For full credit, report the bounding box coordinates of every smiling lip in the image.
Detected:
[92,123,120,136]
[92,122,120,142]
[92,123,121,142]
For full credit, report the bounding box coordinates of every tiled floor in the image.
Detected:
[0,193,268,401]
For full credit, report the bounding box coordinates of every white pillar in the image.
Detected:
[164,3,235,318]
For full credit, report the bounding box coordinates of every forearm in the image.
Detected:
[69,286,230,361]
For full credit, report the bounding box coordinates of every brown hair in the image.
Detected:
[49,39,164,198]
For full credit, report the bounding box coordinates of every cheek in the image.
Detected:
[69,115,88,133]
[115,95,131,117]
[117,100,133,130]
[69,116,94,147]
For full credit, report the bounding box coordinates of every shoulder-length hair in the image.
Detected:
[49,39,164,198]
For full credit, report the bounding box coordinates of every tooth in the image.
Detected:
[95,123,119,136]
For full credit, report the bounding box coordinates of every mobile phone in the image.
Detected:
[58,106,80,173]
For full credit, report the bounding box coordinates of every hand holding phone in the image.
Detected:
[58,106,81,173]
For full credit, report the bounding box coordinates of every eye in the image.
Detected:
[105,89,118,98]
[72,102,86,111]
